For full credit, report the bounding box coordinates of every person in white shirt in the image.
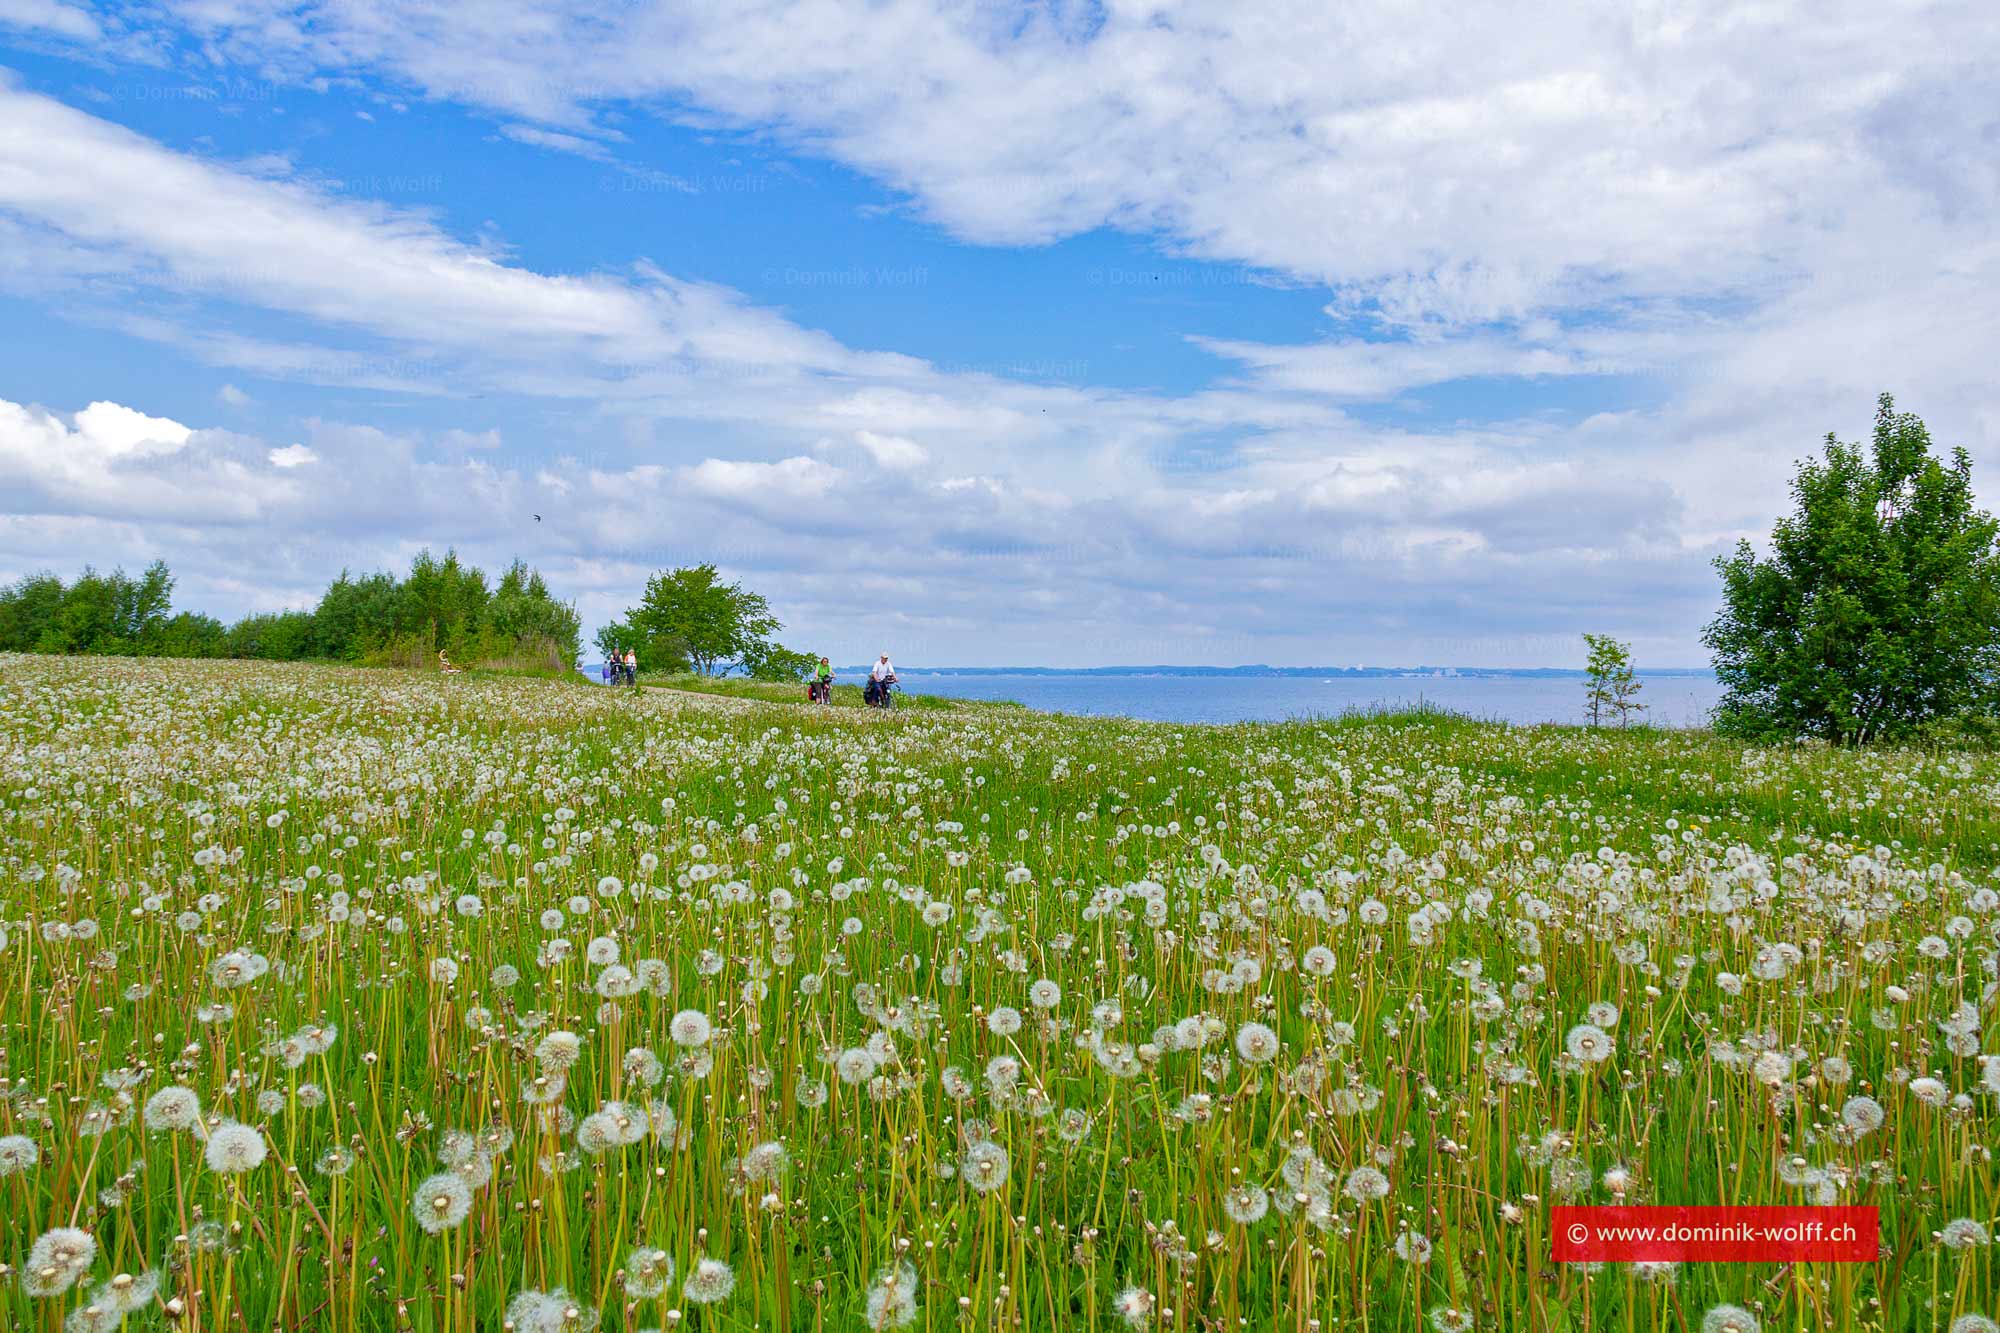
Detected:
[866,653,897,706]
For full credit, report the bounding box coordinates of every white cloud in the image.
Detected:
[0,397,281,522]
[3,8,1998,664]
[1194,334,1618,400]
[0,0,98,39]
[439,428,502,450]
[1,391,1717,664]
[267,443,317,467]
[217,383,251,407]
[69,400,192,459]
[0,82,678,361]
[685,455,837,506]
[125,1,2000,324]
[852,430,928,470]
[497,124,615,163]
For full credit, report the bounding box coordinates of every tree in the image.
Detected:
[156,610,228,658]
[484,561,583,669]
[0,562,178,655]
[594,619,690,675]
[614,564,782,676]
[396,549,489,657]
[1704,394,2000,744]
[0,572,67,652]
[742,640,817,683]
[311,571,402,660]
[224,609,317,660]
[1582,634,1645,729]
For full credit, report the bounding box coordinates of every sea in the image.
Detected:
[839,671,1725,727]
[585,663,1725,728]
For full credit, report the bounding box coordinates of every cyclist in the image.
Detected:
[864,653,897,707]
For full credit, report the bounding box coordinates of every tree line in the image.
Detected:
[0,551,581,672]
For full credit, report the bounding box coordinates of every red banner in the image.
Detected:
[1551,1206,1878,1263]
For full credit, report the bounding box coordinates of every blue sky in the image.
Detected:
[2,1,1995,667]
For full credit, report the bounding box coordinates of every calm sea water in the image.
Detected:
[584,665,1723,727]
[835,672,1725,727]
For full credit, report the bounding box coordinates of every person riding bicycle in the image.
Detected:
[810,656,834,704]
[864,653,897,707]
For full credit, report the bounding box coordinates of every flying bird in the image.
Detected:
[533,514,542,522]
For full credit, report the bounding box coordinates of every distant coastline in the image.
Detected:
[830,664,1717,679]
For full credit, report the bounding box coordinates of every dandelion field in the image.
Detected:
[3,656,1999,1333]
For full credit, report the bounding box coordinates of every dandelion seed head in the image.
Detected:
[202,1121,267,1175]
[412,1171,473,1232]
[682,1256,735,1305]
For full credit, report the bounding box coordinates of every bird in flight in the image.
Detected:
[533,514,542,522]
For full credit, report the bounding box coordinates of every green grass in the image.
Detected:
[0,653,1996,1333]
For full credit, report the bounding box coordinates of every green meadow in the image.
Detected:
[2,654,1996,1332]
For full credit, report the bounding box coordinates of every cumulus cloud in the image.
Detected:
[0,398,279,522]
[851,431,928,470]
[68,400,192,459]
[1,390,1715,664]
[3,6,1996,664]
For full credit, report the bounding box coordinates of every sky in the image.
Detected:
[1,2,1995,668]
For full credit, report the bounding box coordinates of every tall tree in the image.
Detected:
[485,560,583,668]
[615,564,782,676]
[1704,394,2000,743]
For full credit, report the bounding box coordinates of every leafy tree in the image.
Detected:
[614,564,782,676]
[742,640,818,683]
[123,561,176,649]
[156,611,228,658]
[0,562,176,654]
[1704,394,2000,743]
[224,610,317,660]
[0,552,580,671]
[593,619,691,676]
[45,568,124,653]
[310,571,402,660]
[485,561,583,669]
[1582,634,1645,728]
[396,549,490,657]
[0,572,68,652]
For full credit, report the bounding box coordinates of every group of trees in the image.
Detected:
[0,562,216,659]
[596,563,816,681]
[0,551,581,671]
[0,551,816,684]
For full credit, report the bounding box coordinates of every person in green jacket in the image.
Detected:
[810,656,834,704]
